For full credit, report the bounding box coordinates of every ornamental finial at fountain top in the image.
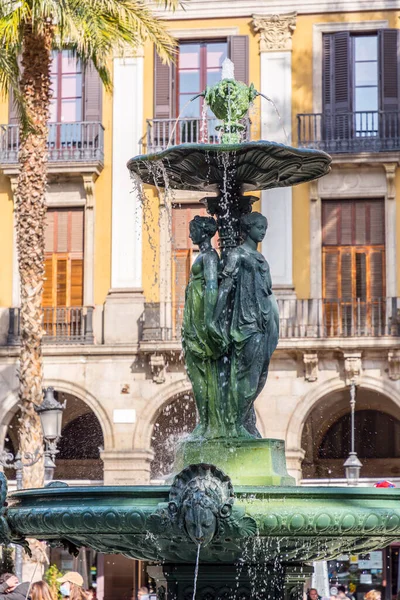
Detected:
[197,58,258,143]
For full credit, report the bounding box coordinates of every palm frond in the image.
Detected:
[0,46,31,132]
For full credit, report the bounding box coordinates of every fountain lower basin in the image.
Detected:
[6,484,400,564]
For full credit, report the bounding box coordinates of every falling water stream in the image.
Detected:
[192,543,201,600]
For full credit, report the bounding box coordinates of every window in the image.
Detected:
[172,204,208,336]
[50,51,83,123]
[322,29,400,145]
[322,199,385,334]
[44,208,84,308]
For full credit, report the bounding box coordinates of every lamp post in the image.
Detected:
[343,379,362,486]
[35,387,66,484]
[0,387,66,580]
[0,449,41,580]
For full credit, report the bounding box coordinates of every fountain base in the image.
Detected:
[148,562,313,600]
[171,438,295,486]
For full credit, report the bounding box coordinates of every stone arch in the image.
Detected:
[133,378,193,449]
[286,374,400,451]
[0,379,114,452]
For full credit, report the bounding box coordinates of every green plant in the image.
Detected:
[44,564,64,600]
[0,546,15,574]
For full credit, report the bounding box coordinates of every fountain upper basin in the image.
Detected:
[127,141,331,193]
[6,484,400,564]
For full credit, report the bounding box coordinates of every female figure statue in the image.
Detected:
[212,212,279,438]
[182,216,224,438]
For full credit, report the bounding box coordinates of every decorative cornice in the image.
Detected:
[384,163,397,200]
[82,174,96,209]
[252,12,297,53]
[152,1,400,21]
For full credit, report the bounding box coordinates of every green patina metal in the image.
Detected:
[3,65,400,600]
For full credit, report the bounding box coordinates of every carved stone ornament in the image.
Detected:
[252,13,297,53]
[303,353,318,382]
[384,163,396,201]
[343,352,362,386]
[168,464,234,547]
[388,350,400,381]
[150,353,166,384]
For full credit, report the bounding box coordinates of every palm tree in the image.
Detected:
[0,0,177,488]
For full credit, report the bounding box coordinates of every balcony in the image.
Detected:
[7,306,94,345]
[144,116,252,154]
[297,111,400,154]
[0,121,104,173]
[140,298,400,343]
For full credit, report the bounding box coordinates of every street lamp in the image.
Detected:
[0,449,41,580]
[35,387,66,483]
[343,380,362,485]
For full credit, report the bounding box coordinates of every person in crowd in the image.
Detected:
[86,588,96,600]
[364,591,381,600]
[57,572,87,600]
[308,588,322,600]
[137,587,150,600]
[30,581,54,600]
[337,585,353,600]
[0,573,31,600]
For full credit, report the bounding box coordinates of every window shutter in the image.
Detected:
[83,62,102,122]
[45,211,55,253]
[341,251,352,299]
[333,32,352,114]
[322,34,333,113]
[322,202,338,245]
[71,259,84,306]
[340,203,352,245]
[228,36,249,85]
[56,258,68,306]
[57,211,68,252]
[154,50,173,119]
[379,29,400,112]
[369,201,385,245]
[70,209,84,253]
[370,250,385,298]
[324,251,339,299]
[43,257,54,307]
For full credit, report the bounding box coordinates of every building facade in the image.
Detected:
[2,1,400,598]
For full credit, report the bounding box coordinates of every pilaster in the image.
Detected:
[82,174,96,307]
[9,178,20,307]
[100,449,153,485]
[104,54,145,343]
[253,13,296,296]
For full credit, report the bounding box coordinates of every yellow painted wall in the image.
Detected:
[0,177,13,307]
[94,86,113,305]
[141,17,261,302]
[291,10,400,298]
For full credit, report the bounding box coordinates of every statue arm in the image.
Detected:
[203,251,219,325]
[212,250,239,324]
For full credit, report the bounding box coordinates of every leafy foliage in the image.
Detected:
[0,546,15,574]
[0,0,179,131]
[44,564,64,600]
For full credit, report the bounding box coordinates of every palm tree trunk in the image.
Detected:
[16,24,52,489]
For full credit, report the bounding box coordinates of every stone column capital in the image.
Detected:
[252,12,297,53]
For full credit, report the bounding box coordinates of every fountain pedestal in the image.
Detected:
[148,563,313,600]
[172,438,295,487]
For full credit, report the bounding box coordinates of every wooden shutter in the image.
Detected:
[71,259,83,306]
[84,62,102,122]
[43,257,54,307]
[379,29,400,112]
[228,36,249,85]
[370,250,384,298]
[324,251,339,299]
[57,258,68,306]
[154,49,173,119]
[322,34,333,113]
[322,32,352,113]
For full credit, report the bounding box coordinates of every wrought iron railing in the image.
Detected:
[141,298,400,342]
[297,111,400,153]
[0,122,104,163]
[144,116,252,153]
[7,306,94,345]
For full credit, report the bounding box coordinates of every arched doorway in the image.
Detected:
[301,387,400,479]
[4,391,104,481]
[150,392,198,479]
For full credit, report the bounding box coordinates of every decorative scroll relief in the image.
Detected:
[303,353,318,382]
[252,12,297,52]
[343,352,362,386]
[388,350,400,381]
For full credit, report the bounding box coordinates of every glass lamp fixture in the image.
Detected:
[344,452,362,486]
[35,387,66,441]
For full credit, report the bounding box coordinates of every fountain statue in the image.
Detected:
[3,59,400,600]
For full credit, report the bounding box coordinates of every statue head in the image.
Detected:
[168,464,234,547]
[240,212,268,244]
[189,216,218,246]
